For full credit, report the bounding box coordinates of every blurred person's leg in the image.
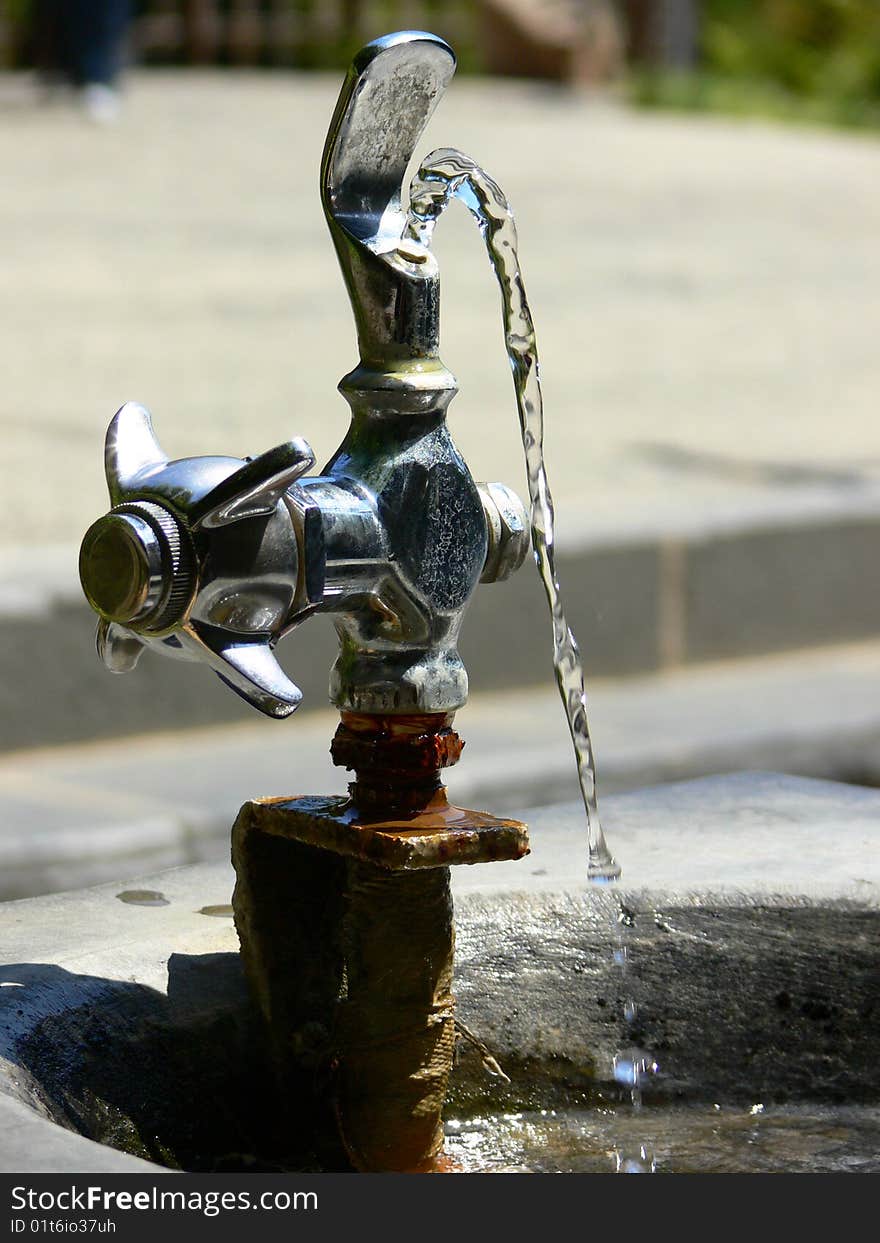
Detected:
[79,0,133,88]
[62,0,133,120]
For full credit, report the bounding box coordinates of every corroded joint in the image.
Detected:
[331,711,464,813]
[331,711,464,777]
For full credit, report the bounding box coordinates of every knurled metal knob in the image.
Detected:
[79,501,195,633]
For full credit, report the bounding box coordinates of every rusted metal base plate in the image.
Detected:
[240,793,530,871]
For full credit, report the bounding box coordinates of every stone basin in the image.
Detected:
[1,773,878,1173]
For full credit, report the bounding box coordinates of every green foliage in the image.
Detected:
[633,0,880,131]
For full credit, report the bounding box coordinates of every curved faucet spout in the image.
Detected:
[321,31,456,370]
[321,31,455,247]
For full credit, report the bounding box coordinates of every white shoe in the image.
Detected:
[82,83,121,124]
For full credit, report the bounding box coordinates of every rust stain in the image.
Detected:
[232,709,529,1173]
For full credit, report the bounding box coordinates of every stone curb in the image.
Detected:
[1,774,878,1173]
[3,486,880,751]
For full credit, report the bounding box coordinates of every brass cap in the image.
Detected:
[79,502,194,631]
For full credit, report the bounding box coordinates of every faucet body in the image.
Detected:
[307,378,488,713]
[79,35,528,721]
[79,378,525,716]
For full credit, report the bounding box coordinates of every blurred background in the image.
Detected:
[1,0,879,900]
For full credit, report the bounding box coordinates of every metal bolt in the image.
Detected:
[477,481,530,583]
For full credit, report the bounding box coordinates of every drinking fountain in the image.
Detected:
[77,31,534,1172]
[5,32,877,1180]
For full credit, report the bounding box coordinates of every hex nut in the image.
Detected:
[477,482,531,583]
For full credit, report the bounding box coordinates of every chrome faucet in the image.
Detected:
[78,30,529,722]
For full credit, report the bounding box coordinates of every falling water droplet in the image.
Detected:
[615,1144,656,1174]
[617,902,636,928]
[613,1048,659,1091]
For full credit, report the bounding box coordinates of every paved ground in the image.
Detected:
[1,69,879,552]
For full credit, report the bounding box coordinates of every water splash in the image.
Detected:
[613,1049,660,1100]
[614,900,658,1112]
[407,148,619,882]
[615,1144,656,1174]
[611,896,658,1171]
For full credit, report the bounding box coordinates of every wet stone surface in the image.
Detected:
[451,894,880,1114]
[444,1103,880,1174]
[3,892,878,1171]
[2,776,879,1172]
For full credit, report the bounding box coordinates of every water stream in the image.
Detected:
[611,898,658,1171]
[407,148,619,882]
[407,152,661,1168]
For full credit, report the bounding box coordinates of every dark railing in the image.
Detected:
[136,0,480,68]
[0,1,693,79]
[0,1,479,70]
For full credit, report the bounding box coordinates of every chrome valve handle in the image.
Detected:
[80,401,315,717]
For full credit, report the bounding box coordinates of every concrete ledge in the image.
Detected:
[0,773,877,1172]
[6,485,880,750]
